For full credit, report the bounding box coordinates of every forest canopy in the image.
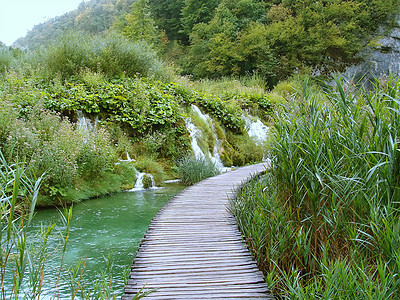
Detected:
[12,0,400,86]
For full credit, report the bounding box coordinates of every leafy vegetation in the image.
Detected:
[0,33,270,206]
[34,32,169,80]
[231,75,400,298]
[176,155,220,185]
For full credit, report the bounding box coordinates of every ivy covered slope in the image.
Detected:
[0,35,275,206]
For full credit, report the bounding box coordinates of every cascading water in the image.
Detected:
[77,110,98,132]
[128,172,156,191]
[190,105,224,170]
[185,118,207,159]
[185,106,270,170]
[242,114,270,145]
[119,152,136,163]
[77,110,98,143]
[191,104,210,124]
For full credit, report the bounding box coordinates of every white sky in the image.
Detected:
[0,0,84,46]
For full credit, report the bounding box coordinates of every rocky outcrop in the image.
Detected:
[345,15,400,84]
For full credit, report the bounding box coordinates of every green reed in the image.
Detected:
[231,75,400,298]
[177,155,221,185]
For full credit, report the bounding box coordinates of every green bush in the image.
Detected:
[0,48,15,73]
[224,132,264,166]
[43,78,184,136]
[134,156,166,185]
[176,155,220,185]
[39,32,169,80]
[0,102,15,147]
[76,128,117,179]
[0,100,123,204]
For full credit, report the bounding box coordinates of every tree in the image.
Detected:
[122,0,158,43]
[185,0,271,80]
[181,0,221,35]
[148,0,187,42]
[237,22,277,86]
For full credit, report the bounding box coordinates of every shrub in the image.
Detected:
[134,156,166,185]
[76,127,117,180]
[0,47,15,73]
[39,32,169,80]
[225,132,264,166]
[0,101,17,148]
[176,155,220,185]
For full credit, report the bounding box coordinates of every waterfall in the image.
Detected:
[191,104,211,123]
[127,172,156,191]
[121,152,136,162]
[190,105,225,170]
[115,152,136,165]
[77,110,98,143]
[185,118,206,159]
[77,110,98,132]
[242,114,270,145]
[185,107,270,170]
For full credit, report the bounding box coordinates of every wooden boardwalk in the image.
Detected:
[123,163,274,299]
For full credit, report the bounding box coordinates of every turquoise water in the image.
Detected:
[25,184,185,298]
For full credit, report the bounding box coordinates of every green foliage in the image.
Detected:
[42,76,270,136]
[181,0,221,36]
[231,75,400,298]
[113,161,138,190]
[0,101,120,205]
[148,0,187,42]
[0,47,15,73]
[134,156,166,185]
[225,132,264,166]
[10,0,399,86]
[39,32,168,80]
[183,0,398,84]
[183,0,276,83]
[0,63,270,204]
[120,0,158,44]
[191,92,245,132]
[176,155,220,185]
[43,78,184,136]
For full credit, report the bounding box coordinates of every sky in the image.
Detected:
[0,0,84,46]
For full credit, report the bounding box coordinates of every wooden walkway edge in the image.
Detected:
[122,163,274,299]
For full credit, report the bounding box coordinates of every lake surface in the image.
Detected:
[25,184,185,298]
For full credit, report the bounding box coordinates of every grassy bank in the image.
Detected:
[231,75,400,298]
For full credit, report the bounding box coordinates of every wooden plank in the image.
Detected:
[125,284,270,293]
[131,260,259,269]
[123,163,273,299]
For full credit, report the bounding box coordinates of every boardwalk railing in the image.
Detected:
[123,163,274,299]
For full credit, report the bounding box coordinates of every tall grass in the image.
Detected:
[231,75,400,298]
[177,155,220,185]
[0,150,56,299]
